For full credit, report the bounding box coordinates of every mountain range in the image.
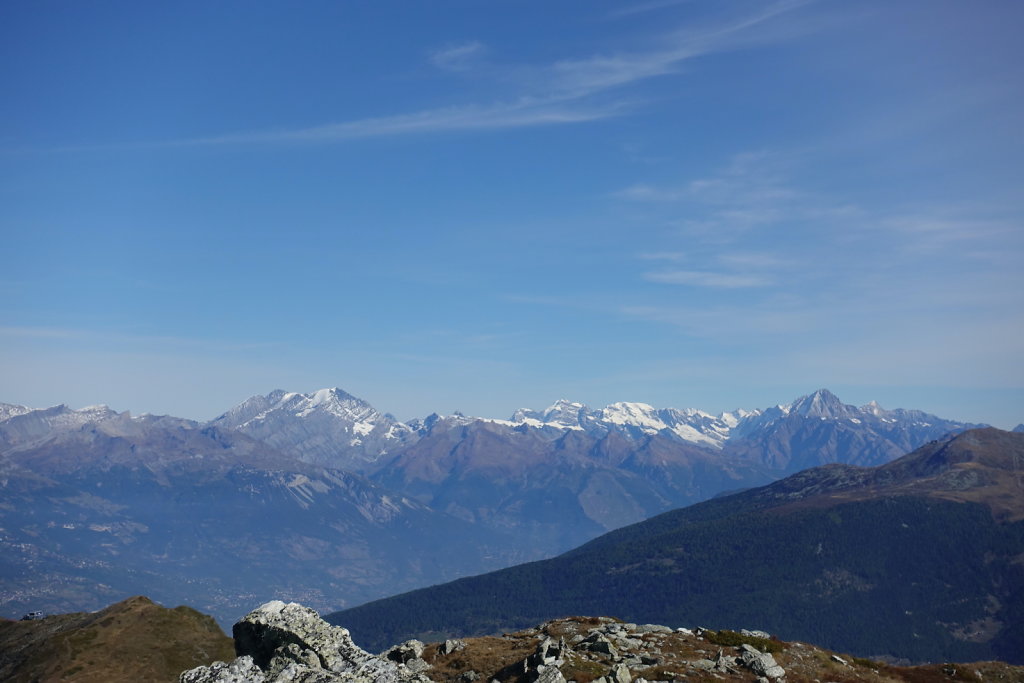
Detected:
[208,387,982,475]
[327,427,1024,665]
[0,388,997,629]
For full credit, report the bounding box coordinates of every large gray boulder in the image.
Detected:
[181,601,431,683]
[739,644,785,680]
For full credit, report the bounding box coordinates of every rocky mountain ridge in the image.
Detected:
[204,388,985,473]
[183,600,1024,683]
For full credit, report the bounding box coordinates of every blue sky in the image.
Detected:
[2,0,1022,427]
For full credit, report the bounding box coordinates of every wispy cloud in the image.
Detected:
[637,251,687,262]
[178,98,624,146]
[429,41,486,71]
[621,303,814,337]
[44,1,819,150]
[643,269,771,288]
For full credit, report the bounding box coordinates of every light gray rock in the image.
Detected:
[383,641,426,665]
[403,660,431,674]
[583,633,618,657]
[534,665,566,683]
[232,601,373,673]
[610,663,632,683]
[439,639,466,655]
[181,601,431,683]
[534,637,564,665]
[180,656,264,683]
[739,646,785,680]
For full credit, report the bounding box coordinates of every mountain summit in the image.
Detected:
[211,388,415,470]
[786,388,858,419]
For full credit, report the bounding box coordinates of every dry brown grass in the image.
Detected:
[423,634,541,683]
[0,596,234,683]
[417,619,1024,683]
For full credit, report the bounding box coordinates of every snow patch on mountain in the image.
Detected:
[210,388,415,470]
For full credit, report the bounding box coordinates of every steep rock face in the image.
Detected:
[210,389,415,472]
[182,601,429,683]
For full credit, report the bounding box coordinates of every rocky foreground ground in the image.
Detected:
[183,601,1024,683]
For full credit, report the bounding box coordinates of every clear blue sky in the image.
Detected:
[2,0,1022,427]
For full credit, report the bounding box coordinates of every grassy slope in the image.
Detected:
[0,596,234,682]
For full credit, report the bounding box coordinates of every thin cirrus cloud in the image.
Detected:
[429,41,486,71]
[148,0,816,148]
[643,269,772,288]
[178,98,624,146]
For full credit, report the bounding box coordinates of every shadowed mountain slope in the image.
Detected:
[328,428,1024,664]
[0,413,522,626]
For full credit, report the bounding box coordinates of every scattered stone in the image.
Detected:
[534,666,566,683]
[614,636,643,649]
[610,662,632,683]
[738,644,785,680]
[383,640,426,664]
[583,633,618,657]
[179,604,1024,683]
[180,656,264,683]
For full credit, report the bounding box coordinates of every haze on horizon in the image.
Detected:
[2,1,1022,429]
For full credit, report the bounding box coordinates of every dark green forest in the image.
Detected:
[329,495,1024,664]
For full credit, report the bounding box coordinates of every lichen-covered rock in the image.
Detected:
[383,640,426,665]
[180,601,431,683]
[739,645,785,680]
[180,656,264,683]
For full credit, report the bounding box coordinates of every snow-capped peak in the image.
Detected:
[0,402,32,423]
[786,388,857,419]
[600,402,664,430]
